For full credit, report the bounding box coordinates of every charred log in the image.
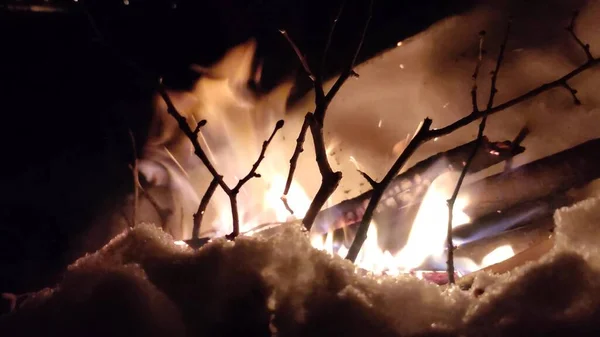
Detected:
[458,138,600,223]
[453,216,554,266]
[452,194,568,245]
[451,139,600,255]
[456,235,554,290]
[311,137,525,234]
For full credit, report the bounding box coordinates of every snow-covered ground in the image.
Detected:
[2,195,600,337]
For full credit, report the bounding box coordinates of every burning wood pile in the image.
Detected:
[3,1,600,336]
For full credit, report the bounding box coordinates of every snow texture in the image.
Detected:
[2,197,600,337]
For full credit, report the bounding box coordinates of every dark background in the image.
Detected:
[0,0,477,296]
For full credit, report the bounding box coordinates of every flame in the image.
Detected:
[394,172,470,270]
[481,244,515,267]
[310,172,473,276]
[145,41,515,277]
[144,40,298,238]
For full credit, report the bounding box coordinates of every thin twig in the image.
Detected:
[324,0,374,111]
[428,56,599,140]
[233,120,285,193]
[471,31,486,112]
[281,114,311,215]
[346,119,433,262]
[561,82,582,105]
[566,11,594,61]
[128,129,139,227]
[358,170,378,188]
[281,0,374,230]
[192,178,219,239]
[504,126,530,172]
[446,21,511,284]
[321,1,348,82]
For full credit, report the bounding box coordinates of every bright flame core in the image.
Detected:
[309,172,473,276]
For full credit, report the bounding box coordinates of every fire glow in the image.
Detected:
[151,40,515,278]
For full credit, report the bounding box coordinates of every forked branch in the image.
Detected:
[158,84,284,240]
[346,13,599,263]
[345,119,433,262]
[281,0,374,230]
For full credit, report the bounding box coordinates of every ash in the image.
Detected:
[3,197,600,337]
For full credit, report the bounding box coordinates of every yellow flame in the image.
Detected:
[394,172,470,270]
[481,244,515,267]
[309,171,474,275]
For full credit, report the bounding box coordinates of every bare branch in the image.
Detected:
[223,120,284,239]
[358,170,378,188]
[471,31,486,112]
[192,178,219,239]
[446,21,511,284]
[561,82,582,105]
[281,114,311,215]
[193,119,207,135]
[504,125,530,172]
[157,86,284,240]
[346,118,433,262]
[281,0,373,231]
[324,0,374,110]
[566,11,594,61]
[303,116,343,230]
[157,87,228,190]
[279,30,317,82]
[321,1,347,80]
[281,196,295,215]
[233,120,284,193]
[429,59,598,140]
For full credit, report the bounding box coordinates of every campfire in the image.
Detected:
[3,1,600,336]
[137,12,599,285]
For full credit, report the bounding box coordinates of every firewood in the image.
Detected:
[311,137,525,234]
[456,235,554,290]
[452,193,569,245]
[459,138,600,221]
[453,215,554,265]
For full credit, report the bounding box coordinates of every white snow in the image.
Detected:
[2,197,600,336]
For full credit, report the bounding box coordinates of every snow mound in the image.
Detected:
[2,197,600,337]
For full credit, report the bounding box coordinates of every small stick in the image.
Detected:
[346,14,600,263]
[446,21,511,284]
[504,125,530,172]
[192,178,219,239]
[346,118,433,262]
[566,11,594,61]
[281,0,373,230]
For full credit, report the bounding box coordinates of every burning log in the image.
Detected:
[456,235,554,290]
[311,136,525,234]
[456,138,600,229]
[453,215,554,265]
[453,193,569,245]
